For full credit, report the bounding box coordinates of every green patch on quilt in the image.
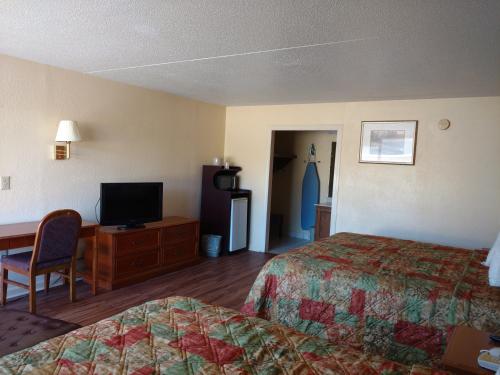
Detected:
[355,274,378,292]
[404,296,423,323]
[145,302,163,312]
[297,339,335,356]
[162,355,204,374]
[447,298,458,325]
[334,311,358,327]
[307,258,340,272]
[308,278,321,300]
[267,258,287,276]
[365,316,394,344]
[406,277,436,291]
[60,340,109,362]
[416,261,440,275]
[120,317,147,326]
[151,323,182,341]
[295,320,327,339]
[387,342,428,366]
[172,298,205,311]
[277,299,301,327]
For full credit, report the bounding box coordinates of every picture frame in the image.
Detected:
[359,121,418,165]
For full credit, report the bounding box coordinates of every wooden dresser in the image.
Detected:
[314,203,332,240]
[96,217,199,290]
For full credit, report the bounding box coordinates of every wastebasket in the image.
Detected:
[201,234,222,257]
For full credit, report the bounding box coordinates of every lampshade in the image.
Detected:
[55,120,81,142]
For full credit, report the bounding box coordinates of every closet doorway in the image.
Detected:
[266,129,340,254]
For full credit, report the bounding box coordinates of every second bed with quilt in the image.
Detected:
[0,296,441,374]
[243,232,500,366]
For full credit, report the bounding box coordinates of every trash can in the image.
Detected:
[201,234,222,257]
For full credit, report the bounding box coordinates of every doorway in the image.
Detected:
[267,130,339,254]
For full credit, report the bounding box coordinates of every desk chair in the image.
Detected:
[0,210,82,314]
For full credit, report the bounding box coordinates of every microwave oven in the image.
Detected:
[215,174,239,191]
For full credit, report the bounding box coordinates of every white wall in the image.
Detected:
[224,97,500,251]
[0,54,226,298]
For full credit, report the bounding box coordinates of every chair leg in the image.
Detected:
[63,268,69,285]
[69,258,76,302]
[44,273,50,294]
[29,274,36,314]
[1,266,8,306]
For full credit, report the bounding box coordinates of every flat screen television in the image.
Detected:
[100,182,163,228]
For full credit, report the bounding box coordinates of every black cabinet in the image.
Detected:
[200,165,251,254]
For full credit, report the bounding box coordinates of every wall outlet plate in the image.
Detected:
[1,176,10,190]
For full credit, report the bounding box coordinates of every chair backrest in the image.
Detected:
[31,210,82,268]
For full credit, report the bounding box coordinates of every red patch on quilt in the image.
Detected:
[428,289,440,302]
[349,289,365,317]
[457,289,472,300]
[394,321,442,356]
[316,255,353,264]
[104,326,151,350]
[130,366,155,375]
[299,299,335,324]
[240,301,257,316]
[323,269,333,280]
[226,315,246,324]
[369,259,382,268]
[302,351,324,361]
[264,274,278,299]
[57,358,76,369]
[169,332,244,365]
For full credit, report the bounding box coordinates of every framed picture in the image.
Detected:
[359,121,418,165]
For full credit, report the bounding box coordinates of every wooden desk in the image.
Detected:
[0,221,99,295]
[443,326,497,374]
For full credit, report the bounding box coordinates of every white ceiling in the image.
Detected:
[1,1,499,106]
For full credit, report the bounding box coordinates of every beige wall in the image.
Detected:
[271,131,336,239]
[225,97,500,251]
[0,54,225,298]
[0,54,226,225]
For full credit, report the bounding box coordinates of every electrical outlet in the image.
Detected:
[1,176,10,190]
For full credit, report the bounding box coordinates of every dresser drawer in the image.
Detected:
[116,229,160,256]
[163,223,196,245]
[0,239,9,251]
[115,250,160,279]
[164,239,197,265]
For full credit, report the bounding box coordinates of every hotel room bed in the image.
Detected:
[242,232,500,366]
[0,296,442,375]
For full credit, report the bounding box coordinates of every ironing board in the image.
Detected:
[301,144,320,230]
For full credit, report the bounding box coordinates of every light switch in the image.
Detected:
[1,176,10,190]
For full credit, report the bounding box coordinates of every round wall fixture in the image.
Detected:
[438,119,451,130]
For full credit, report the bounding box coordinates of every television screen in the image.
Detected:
[100,182,163,227]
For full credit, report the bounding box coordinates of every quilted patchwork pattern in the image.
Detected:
[0,296,437,374]
[243,232,500,366]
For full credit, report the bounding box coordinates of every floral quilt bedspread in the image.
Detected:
[0,296,444,374]
[243,232,500,366]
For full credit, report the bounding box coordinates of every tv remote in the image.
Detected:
[490,335,500,344]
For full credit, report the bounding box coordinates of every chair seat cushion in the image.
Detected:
[1,252,71,272]
[0,308,80,356]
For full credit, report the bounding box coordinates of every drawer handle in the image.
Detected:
[132,240,146,246]
[131,259,145,267]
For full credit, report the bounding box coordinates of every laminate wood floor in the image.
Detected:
[2,251,273,326]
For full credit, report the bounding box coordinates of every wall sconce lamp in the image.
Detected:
[54,120,81,160]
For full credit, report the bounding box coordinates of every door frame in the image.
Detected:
[264,124,343,252]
